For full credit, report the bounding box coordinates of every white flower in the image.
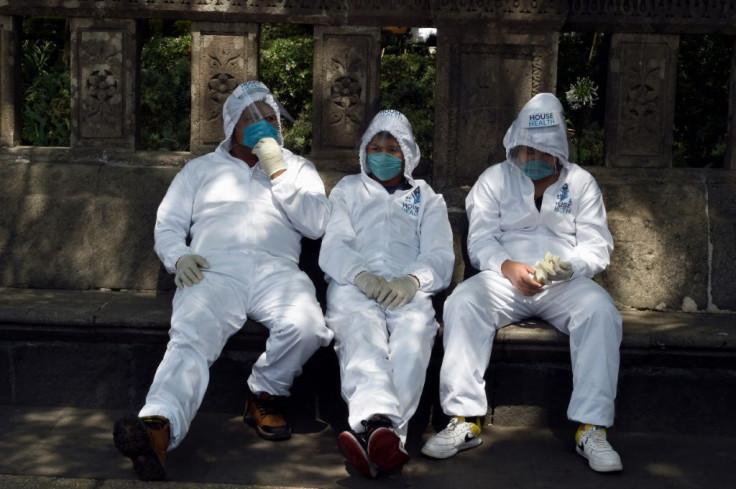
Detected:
[566,77,599,110]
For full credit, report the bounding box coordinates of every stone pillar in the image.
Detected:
[69,18,138,150]
[726,37,736,171]
[605,34,679,168]
[0,16,20,148]
[311,26,381,171]
[190,22,259,155]
[433,25,559,188]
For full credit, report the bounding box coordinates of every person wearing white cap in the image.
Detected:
[319,110,454,478]
[421,93,624,473]
[113,81,333,481]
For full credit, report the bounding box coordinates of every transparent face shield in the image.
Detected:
[230,86,294,148]
[507,108,565,180]
[510,144,559,181]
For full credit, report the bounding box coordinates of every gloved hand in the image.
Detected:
[252,137,285,177]
[174,254,210,289]
[380,275,420,310]
[354,271,390,300]
[534,252,573,284]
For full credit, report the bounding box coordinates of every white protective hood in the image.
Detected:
[358,109,421,180]
[502,92,570,167]
[220,80,286,152]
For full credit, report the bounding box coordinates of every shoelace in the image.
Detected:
[253,396,281,416]
[447,417,461,431]
[584,428,612,450]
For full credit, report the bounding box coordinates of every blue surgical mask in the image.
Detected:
[242,119,279,148]
[367,152,403,181]
[522,158,556,180]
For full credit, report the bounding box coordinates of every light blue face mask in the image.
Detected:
[522,158,556,180]
[367,152,403,181]
[242,119,279,148]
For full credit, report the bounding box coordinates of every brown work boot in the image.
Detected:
[113,414,170,481]
[243,391,291,441]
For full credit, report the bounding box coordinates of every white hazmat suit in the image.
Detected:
[140,81,334,448]
[319,110,455,441]
[440,93,622,427]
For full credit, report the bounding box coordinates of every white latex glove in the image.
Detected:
[252,137,285,177]
[354,271,390,300]
[534,252,573,284]
[380,275,420,310]
[174,254,210,289]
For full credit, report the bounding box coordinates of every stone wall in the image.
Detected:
[2,149,735,312]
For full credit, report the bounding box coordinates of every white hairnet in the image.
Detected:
[503,93,569,166]
[221,80,291,150]
[359,109,421,179]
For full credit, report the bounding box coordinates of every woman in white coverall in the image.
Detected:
[319,110,454,478]
[113,81,333,481]
[421,93,624,473]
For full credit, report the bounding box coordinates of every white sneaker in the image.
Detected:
[420,417,483,459]
[575,424,623,472]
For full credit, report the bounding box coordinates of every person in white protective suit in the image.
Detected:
[421,93,624,473]
[113,81,334,481]
[318,110,454,478]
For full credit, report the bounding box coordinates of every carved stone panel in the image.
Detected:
[191,23,258,155]
[605,34,679,167]
[0,16,20,148]
[70,18,137,149]
[312,26,380,171]
[434,27,559,188]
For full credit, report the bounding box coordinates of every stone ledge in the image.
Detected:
[1,287,733,368]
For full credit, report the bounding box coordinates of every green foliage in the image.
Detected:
[21,18,70,146]
[140,25,192,151]
[569,122,605,166]
[675,34,730,168]
[379,51,436,159]
[556,32,607,166]
[260,24,314,154]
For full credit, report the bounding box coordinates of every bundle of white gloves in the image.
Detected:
[252,138,286,177]
[533,252,573,284]
[354,271,419,310]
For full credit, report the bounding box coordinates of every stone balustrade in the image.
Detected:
[0,1,735,313]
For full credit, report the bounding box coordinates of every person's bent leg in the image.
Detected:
[423,271,526,459]
[115,265,247,479]
[385,292,438,442]
[246,264,333,440]
[537,278,623,472]
[139,273,247,448]
[326,282,407,476]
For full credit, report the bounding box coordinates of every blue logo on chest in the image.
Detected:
[554,183,572,214]
[402,187,421,216]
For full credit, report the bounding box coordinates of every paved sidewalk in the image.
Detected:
[1,405,735,489]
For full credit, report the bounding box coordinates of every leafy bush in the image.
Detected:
[675,34,730,168]
[140,22,192,151]
[260,24,314,155]
[379,50,436,160]
[21,18,70,146]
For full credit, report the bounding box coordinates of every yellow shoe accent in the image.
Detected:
[576,423,606,444]
[456,416,482,436]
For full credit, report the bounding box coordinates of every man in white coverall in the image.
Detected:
[319,110,454,478]
[421,93,623,473]
[113,81,333,481]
